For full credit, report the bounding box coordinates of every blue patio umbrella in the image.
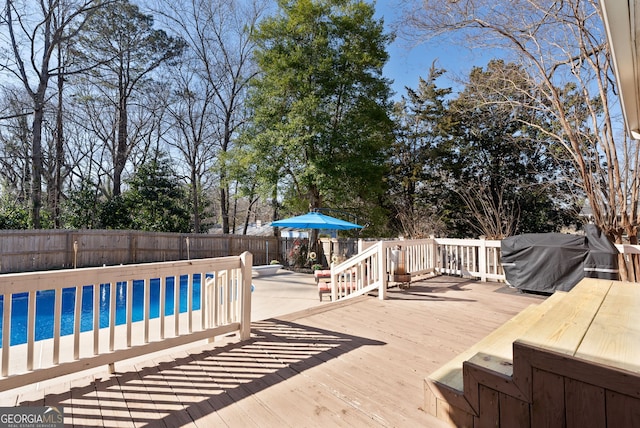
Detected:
[270,211,363,230]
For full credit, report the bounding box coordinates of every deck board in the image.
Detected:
[7,276,543,427]
[575,281,640,373]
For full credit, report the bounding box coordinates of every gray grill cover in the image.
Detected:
[501,225,619,293]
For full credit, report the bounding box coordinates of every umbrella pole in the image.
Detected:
[310,229,320,265]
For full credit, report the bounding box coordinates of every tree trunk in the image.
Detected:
[220,185,229,234]
[191,171,200,233]
[114,70,128,197]
[220,112,232,234]
[271,186,279,237]
[623,226,640,282]
[53,63,64,228]
[30,103,44,229]
[308,185,322,261]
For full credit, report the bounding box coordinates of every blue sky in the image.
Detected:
[373,0,495,99]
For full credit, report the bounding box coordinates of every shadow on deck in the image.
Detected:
[18,319,384,427]
[8,276,544,427]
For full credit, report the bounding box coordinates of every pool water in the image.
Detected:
[0,274,202,348]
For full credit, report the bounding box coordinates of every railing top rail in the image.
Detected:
[434,238,502,247]
[0,256,243,294]
[332,241,382,274]
[388,238,435,246]
[616,244,640,254]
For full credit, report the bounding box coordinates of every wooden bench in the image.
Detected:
[314,269,358,301]
[314,269,331,283]
[425,278,640,427]
[314,270,331,301]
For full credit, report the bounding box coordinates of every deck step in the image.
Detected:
[425,290,567,422]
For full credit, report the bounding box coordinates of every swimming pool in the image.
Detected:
[0,274,202,347]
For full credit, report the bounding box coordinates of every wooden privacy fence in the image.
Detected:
[3,230,638,281]
[0,230,280,274]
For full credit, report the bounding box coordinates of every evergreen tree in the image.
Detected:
[244,0,394,229]
[63,179,101,229]
[124,153,191,233]
[0,192,29,229]
[440,60,575,238]
[388,63,451,237]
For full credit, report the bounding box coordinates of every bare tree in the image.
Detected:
[1,0,104,227]
[157,0,266,233]
[0,89,32,201]
[457,183,519,239]
[67,80,120,195]
[164,65,219,233]
[64,76,167,205]
[72,0,185,197]
[64,95,107,190]
[395,205,448,239]
[404,0,640,279]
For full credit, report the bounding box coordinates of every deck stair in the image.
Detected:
[425,278,640,427]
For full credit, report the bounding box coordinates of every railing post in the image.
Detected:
[331,263,337,302]
[430,237,438,272]
[379,242,387,300]
[478,237,487,282]
[2,295,11,377]
[240,251,253,340]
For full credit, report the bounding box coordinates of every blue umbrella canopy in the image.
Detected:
[270,211,363,230]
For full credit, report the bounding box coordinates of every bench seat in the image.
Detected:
[314,269,332,283]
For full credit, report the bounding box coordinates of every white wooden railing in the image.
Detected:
[390,238,438,278]
[330,239,438,301]
[330,242,383,301]
[432,240,638,282]
[330,237,508,301]
[0,253,253,392]
[3,237,637,390]
[332,238,640,302]
[435,238,503,281]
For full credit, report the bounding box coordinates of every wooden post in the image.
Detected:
[331,262,337,302]
[430,236,438,272]
[478,237,487,282]
[1,294,10,376]
[239,251,253,341]
[379,242,387,300]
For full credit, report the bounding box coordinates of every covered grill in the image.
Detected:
[501,225,619,293]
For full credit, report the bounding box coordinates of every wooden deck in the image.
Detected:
[3,276,544,427]
[425,278,640,427]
